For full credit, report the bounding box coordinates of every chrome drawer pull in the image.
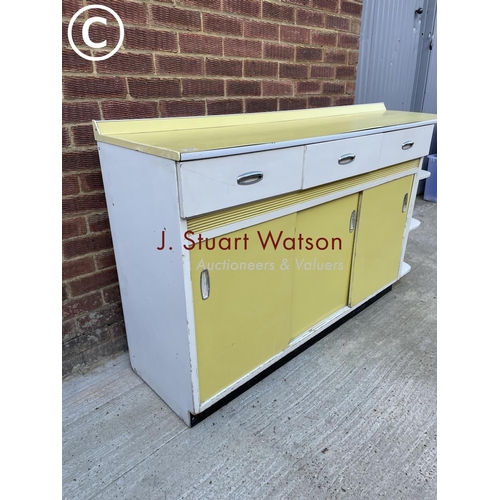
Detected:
[402,141,414,150]
[349,210,356,232]
[200,269,210,300]
[237,171,264,185]
[338,153,356,165]
[402,193,409,213]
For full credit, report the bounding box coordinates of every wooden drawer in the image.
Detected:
[302,133,383,189]
[178,147,304,217]
[379,125,434,167]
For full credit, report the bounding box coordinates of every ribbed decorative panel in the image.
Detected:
[187,160,419,234]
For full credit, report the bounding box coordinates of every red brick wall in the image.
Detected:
[62,0,364,376]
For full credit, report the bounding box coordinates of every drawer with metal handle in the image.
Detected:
[178,146,304,217]
[379,124,434,168]
[302,133,383,189]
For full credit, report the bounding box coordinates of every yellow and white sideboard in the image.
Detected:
[93,103,437,426]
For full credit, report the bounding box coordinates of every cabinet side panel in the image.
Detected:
[97,143,194,423]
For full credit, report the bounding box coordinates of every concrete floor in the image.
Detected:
[62,197,437,500]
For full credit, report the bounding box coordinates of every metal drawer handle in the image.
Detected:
[237,171,263,185]
[402,141,415,150]
[402,193,409,213]
[200,269,210,300]
[338,153,356,165]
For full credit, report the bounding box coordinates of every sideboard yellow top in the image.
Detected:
[93,103,437,161]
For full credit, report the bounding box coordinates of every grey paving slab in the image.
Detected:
[63,197,437,500]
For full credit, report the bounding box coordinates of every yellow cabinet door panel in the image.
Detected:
[190,214,296,403]
[290,194,359,340]
[350,175,414,306]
